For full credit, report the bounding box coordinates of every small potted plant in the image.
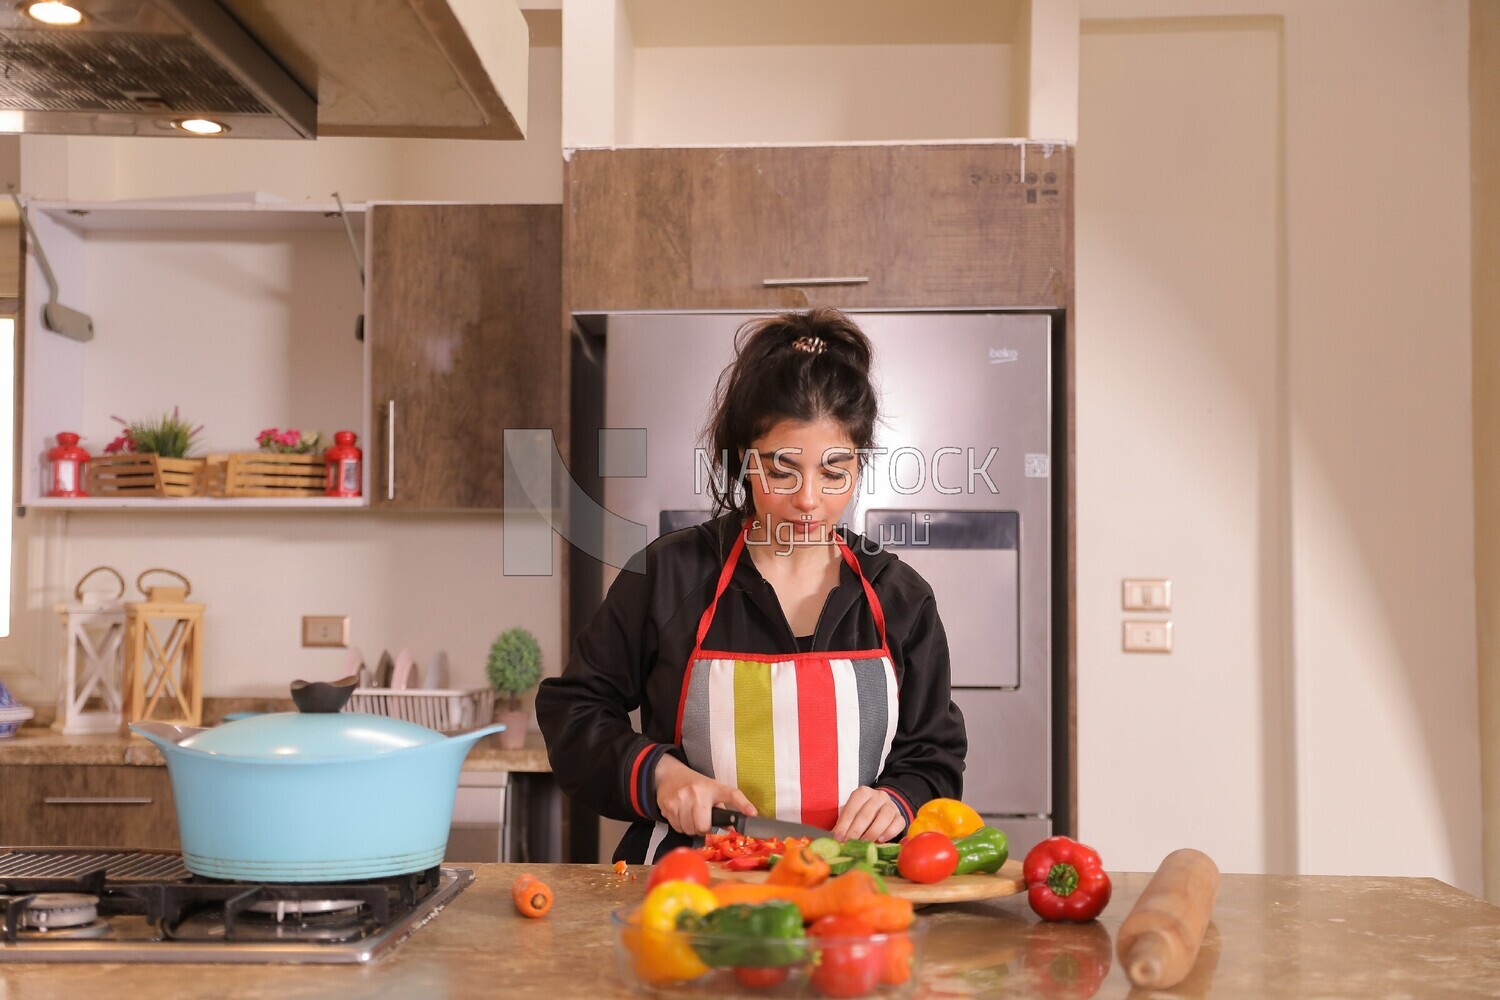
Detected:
[486,627,542,749]
[93,407,206,497]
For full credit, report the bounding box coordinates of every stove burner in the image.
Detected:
[13,917,113,941]
[22,893,99,929]
[0,850,472,963]
[244,897,365,921]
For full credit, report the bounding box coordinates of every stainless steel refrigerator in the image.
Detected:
[571,310,1060,860]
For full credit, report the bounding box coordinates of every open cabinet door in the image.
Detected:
[367,203,562,510]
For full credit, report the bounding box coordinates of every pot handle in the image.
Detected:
[290,675,358,714]
[129,721,207,747]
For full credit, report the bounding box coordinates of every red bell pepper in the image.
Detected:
[1022,920,1113,998]
[1023,836,1112,922]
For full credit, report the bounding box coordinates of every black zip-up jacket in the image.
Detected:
[536,514,967,862]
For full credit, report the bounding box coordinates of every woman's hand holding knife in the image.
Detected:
[655,754,758,836]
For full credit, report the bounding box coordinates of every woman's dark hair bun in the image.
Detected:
[777,307,873,375]
[701,307,880,521]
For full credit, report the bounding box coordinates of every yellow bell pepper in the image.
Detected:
[634,880,719,983]
[906,798,984,840]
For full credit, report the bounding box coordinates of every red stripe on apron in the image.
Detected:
[795,661,840,830]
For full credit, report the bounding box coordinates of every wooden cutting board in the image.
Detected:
[711,858,1026,905]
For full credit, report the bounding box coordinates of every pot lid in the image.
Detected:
[179,676,444,760]
[179,711,444,760]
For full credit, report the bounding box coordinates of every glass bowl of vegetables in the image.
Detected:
[612,901,927,998]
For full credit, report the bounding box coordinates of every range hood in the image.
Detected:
[0,0,528,140]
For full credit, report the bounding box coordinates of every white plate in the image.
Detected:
[390,649,416,690]
[423,650,449,690]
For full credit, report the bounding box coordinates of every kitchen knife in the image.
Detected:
[710,807,832,841]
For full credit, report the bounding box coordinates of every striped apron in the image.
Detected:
[649,524,897,858]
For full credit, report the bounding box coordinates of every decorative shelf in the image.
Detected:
[26,497,369,511]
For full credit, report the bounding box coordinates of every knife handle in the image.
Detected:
[710,807,742,830]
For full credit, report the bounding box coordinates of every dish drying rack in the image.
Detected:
[345,688,495,733]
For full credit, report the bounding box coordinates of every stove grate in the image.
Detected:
[0,850,189,881]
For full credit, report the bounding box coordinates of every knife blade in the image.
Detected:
[710,807,832,842]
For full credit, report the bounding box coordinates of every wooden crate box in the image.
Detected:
[204,453,327,498]
[89,454,204,498]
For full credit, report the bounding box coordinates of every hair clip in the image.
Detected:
[791,334,827,355]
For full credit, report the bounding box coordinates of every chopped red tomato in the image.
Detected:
[701,833,811,864]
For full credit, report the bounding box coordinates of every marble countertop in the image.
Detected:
[3,862,1499,998]
[0,727,551,772]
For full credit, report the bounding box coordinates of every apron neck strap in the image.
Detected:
[693,521,889,650]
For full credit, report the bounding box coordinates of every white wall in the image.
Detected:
[1077,16,1286,877]
[5,34,566,716]
[1077,1,1480,893]
[629,45,1013,145]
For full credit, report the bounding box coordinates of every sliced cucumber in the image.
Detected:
[827,856,855,876]
[842,839,878,865]
[876,843,902,862]
[809,837,842,861]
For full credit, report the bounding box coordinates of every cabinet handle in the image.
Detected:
[44,797,153,805]
[761,276,870,287]
[386,399,397,501]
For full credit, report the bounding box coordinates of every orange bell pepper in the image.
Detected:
[906,798,984,840]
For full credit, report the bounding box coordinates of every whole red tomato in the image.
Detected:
[896,831,958,884]
[645,846,711,892]
[808,915,884,998]
[733,966,791,989]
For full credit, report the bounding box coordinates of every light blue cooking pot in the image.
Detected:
[131,677,504,882]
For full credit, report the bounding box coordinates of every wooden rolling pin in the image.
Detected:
[1115,848,1220,990]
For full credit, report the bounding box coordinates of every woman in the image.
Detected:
[536,308,967,864]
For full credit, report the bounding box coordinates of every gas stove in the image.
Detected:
[0,848,474,964]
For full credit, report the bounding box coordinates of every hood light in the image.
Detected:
[177,118,228,135]
[23,2,84,26]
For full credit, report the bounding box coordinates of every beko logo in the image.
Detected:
[988,348,1019,364]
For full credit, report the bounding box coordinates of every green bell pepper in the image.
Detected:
[678,901,806,968]
[952,826,1009,875]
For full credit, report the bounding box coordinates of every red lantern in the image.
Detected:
[325,430,362,498]
[48,432,89,498]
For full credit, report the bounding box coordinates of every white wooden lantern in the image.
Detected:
[55,566,127,735]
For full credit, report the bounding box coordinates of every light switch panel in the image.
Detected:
[302,615,350,648]
[1123,620,1173,653]
[1123,578,1172,612]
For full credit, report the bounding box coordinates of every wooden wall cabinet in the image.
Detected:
[0,765,179,849]
[20,198,564,513]
[367,204,564,510]
[565,143,1073,312]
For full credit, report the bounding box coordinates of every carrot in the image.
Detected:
[711,869,885,921]
[766,846,830,888]
[512,873,553,918]
[797,869,882,922]
[860,893,915,932]
[710,882,807,908]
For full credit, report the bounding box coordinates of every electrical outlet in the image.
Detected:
[1123,620,1173,653]
[302,615,350,648]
